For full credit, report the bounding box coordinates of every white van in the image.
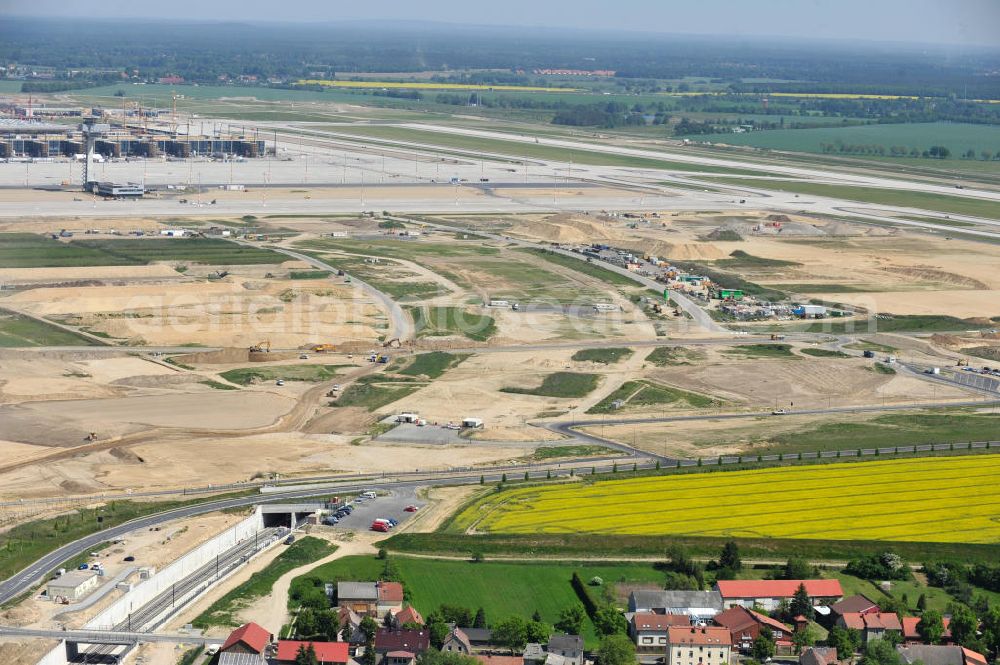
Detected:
[361,491,377,500]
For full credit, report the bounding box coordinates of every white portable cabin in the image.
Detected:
[461,417,484,429]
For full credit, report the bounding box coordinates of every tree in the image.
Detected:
[827,626,863,657]
[426,615,450,650]
[948,603,978,646]
[527,620,553,643]
[598,633,636,665]
[532,610,543,623]
[556,605,586,635]
[752,627,776,661]
[916,594,927,611]
[981,605,1000,659]
[439,605,474,627]
[859,638,903,665]
[474,607,487,629]
[790,583,815,621]
[493,616,529,653]
[316,609,339,641]
[360,616,379,643]
[593,604,627,636]
[793,625,817,651]
[917,609,945,645]
[297,608,318,637]
[719,541,742,572]
[377,547,388,559]
[782,557,813,580]
[296,643,319,665]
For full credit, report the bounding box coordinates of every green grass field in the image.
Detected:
[644,346,705,366]
[519,249,639,288]
[713,250,801,269]
[332,375,425,411]
[587,380,716,414]
[397,352,470,379]
[799,348,850,358]
[697,122,1000,161]
[570,348,633,364]
[788,314,999,334]
[501,372,601,398]
[218,364,352,385]
[723,343,798,359]
[532,445,610,460]
[708,178,1000,220]
[0,311,98,347]
[293,554,663,647]
[762,412,1000,453]
[0,234,282,268]
[289,270,332,280]
[193,537,336,628]
[409,307,497,342]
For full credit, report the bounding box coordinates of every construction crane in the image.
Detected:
[171,92,179,137]
[249,339,271,353]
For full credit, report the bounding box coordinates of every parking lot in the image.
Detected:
[324,486,423,532]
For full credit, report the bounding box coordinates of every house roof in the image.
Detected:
[394,606,425,626]
[713,606,792,635]
[831,595,879,616]
[548,634,584,652]
[378,581,405,603]
[49,571,96,589]
[523,643,546,659]
[715,580,843,599]
[863,613,902,631]
[667,627,732,646]
[962,648,988,665]
[630,590,724,612]
[800,646,838,665]
[898,645,968,665]
[476,656,525,665]
[221,623,271,654]
[840,613,866,630]
[376,628,430,653]
[463,627,494,644]
[633,613,691,631]
[338,582,378,601]
[339,606,362,627]
[446,628,471,649]
[387,652,416,659]
[901,617,952,640]
[275,640,349,664]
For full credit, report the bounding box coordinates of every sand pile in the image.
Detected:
[509,213,622,244]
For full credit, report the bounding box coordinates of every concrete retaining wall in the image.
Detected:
[85,508,264,630]
[36,641,67,665]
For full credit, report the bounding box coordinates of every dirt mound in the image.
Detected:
[881,266,989,290]
[931,334,962,348]
[509,213,622,244]
[629,241,726,261]
[109,447,144,464]
[767,214,792,223]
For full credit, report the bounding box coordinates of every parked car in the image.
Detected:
[123,555,135,562]
[371,522,390,532]
[771,409,786,415]
[404,505,418,512]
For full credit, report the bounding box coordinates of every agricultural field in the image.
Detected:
[451,455,1000,543]
[696,122,1000,160]
[0,310,98,347]
[298,79,577,92]
[0,234,283,268]
[409,307,497,342]
[500,371,602,398]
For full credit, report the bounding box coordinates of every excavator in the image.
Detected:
[249,339,271,353]
[383,338,401,348]
[312,343,336,353]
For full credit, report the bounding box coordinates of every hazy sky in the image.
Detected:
[3,0,999,48]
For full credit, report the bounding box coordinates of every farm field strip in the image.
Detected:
[457,456,1000,543]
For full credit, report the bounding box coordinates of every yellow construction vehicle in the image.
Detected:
[312,344,336,353]
[249,339,271,353]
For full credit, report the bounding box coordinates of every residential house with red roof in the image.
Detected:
[631,613,692,655]
[666,626,732,665]
[275,640,349,665]
[392,606,425,629]
[714,580,843,611]
[378,582,405,617]
[712,606,794,654]
[476,655,526,665]
[220,622,271,656]
[829,594,880,622]
[901,617,953,645]
[838,612,902,644]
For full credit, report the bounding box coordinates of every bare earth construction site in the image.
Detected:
[2,62,1000,665]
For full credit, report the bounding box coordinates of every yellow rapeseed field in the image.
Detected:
[456,455,1000,543]
[296,80,579,92]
